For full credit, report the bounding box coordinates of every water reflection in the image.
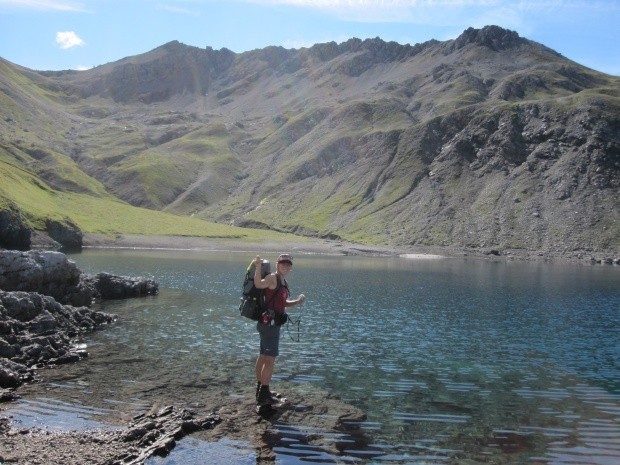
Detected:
[146,438,255,465]
[4,250,619,464]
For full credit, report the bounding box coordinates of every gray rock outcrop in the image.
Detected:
[0,290,116,388]
[83,272,159,301]
[0,250,158,307]
[0,405,221,465]
[45,218,83,251]
[0,208,31,251]
[0,249,159,389]
[0,250,85,305]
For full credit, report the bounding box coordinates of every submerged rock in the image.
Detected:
[0,290,116,389]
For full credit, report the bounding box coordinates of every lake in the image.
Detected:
[5,249,619,464]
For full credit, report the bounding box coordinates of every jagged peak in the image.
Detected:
[148,41,236,68]
[452,25,525,51]
[152,41,235,57]
[304,36,438,66]
[155,40,189,52]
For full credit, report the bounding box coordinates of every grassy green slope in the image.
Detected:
[0,158,300,242]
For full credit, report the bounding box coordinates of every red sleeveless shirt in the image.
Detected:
[264,275,289,314]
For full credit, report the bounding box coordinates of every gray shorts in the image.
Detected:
[257,321,281,357]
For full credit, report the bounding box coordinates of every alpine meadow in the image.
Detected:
[1,26,618,255]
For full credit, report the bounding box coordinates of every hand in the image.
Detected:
[298,294,305,303]
[254,255,261,267]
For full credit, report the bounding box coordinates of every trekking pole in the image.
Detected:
[287,299,304,342]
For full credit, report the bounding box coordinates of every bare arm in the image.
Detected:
[253,255,277,290]
[285,293,306,308]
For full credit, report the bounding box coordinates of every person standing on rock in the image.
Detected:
[253,253,305,407]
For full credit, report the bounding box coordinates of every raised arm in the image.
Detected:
[253,255,277,289]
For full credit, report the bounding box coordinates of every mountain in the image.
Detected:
[1,25,618,254]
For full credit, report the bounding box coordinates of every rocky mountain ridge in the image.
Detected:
[1,25,618,255]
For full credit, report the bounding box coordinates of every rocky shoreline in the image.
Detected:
[0,250,158,390]
[0,248,368,464]
[0,249,173,464]
[80,232,620,266]
[0,406,222,465]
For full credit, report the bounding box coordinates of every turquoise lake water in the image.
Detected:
[5,249,619,464]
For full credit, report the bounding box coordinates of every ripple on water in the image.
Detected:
[515,383,620,465]
[146,438,255,465]
[7,397,117,430]
[392,412,471,424]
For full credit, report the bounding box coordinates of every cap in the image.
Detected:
[277,253,293,264]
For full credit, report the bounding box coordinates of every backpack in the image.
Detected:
[239,259,279,320]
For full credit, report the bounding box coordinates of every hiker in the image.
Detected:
[253,253,305,406]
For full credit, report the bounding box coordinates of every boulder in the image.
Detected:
[0,250,83,305]
[0,364,20,388]
[0,358,35,388]
[0,208,31,251]
[0,250,158,307]
[85,272,159,300]
[45,219,83,251]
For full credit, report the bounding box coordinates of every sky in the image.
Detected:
[0,0,618,76]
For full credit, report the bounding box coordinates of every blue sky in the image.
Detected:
[0,0,618,76]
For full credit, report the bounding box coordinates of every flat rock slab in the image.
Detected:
[0,405,221,465]
[0,387,367,464]
[200,388,368,463]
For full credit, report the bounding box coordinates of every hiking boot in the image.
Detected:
[256,382,283,401]
[256,385,278,406]
[268,389,283,400]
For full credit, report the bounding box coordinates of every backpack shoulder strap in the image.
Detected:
[264,273,284,308]
[276,274,290,295]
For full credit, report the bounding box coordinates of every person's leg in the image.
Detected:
[256,323,269,397]
[255,357,262,400]
[255,355,262,383]
[257,354,275,385]
[257,360,277,405]
[255,354,277,396]
[256,324,281,405]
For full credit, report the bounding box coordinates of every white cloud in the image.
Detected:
[0,0,86,11]
[56,31,85,49]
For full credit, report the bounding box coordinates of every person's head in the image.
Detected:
[276,253,293,273]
